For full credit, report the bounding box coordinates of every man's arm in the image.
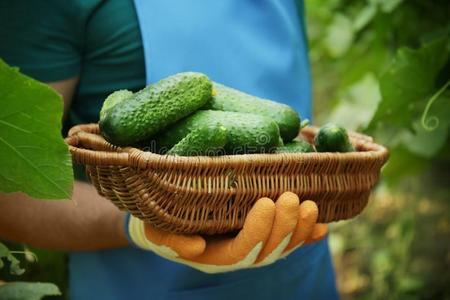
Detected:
[0,77,128,251]
[0,182,128,251]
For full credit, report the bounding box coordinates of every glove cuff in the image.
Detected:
[123,213,135,246]
[126,214,153,250]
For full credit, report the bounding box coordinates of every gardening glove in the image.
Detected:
[127,192,328,273]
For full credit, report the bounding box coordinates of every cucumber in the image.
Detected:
[99,72,213,146]
[99,90,133,121]
[275,139,315,153]
[156,110,281,154]
[314,123,355,152]
[166,124,228,156]
[204,83,301,142]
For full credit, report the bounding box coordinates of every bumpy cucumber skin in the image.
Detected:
[166,124,227,156]
[314,123,355,152]
[157,110,281,154]
[275,139,315,153]
[100,72,213,146]
[99,90,133,121]
[204,83,301,142]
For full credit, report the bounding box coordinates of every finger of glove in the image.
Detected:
[305,224,328,244]
[283,200,318,253]
[186,197,276,265]
[255,192,299,264]
[144,224,206,259]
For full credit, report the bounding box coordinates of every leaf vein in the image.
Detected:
[0,136,70,198]
[0,120,32,134]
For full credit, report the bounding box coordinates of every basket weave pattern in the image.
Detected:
[65,123,389,234]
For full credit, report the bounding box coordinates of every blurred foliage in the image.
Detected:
[306,0,450,298]
[329,171,450,299]
[0,242,25,276]
[307,0,450,183]
[0,282,61,300]
[0,242,64,299]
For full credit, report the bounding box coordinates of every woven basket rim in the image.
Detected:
[65,123,389,169]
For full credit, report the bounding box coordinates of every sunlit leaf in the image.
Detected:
[0,242,24,276]
[402,105,450,158]
[367,37,449,132]
[329,73,381,131]
[0,60,73,199]
[0,282,60,300]
[324,14,354,58]
[353,4,377,32]
[372,249,392,274]
[379,0,404,13]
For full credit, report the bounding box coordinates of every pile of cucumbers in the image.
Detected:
[99,72,354,156]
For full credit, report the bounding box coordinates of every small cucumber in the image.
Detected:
[314,123,355,152]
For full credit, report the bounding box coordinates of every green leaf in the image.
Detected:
[402,91,450,158]
[0,282,61,300]
[353,4,377,32]
[0,242,24,276]
[367,37,449,132]
[381,146,430,185]
[385,91,450,158]
[379,0,404,13]
[324,14,354,58]
[398,276,425,293]
[0,60,73,199]
[329,73,381,131]
[372,249,393,274]
[403,120,449,158]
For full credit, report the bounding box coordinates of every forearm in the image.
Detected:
[0,181,128,251]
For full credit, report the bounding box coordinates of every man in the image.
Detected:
[0,1,338,299]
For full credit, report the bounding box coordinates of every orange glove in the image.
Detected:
[128,192,327,273]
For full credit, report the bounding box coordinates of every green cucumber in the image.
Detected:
[204,83,301,142]
[99,90,133,121]
[99,72,213,146]
[156,110,281,154]
[167,124,228,156]
[275,139,315,153]
[314,123,355,152]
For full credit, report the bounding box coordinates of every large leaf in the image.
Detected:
[367,37,449,131]
[401,91,450,158]
[381,146,429,185]
[0,242,24,276]
[364,37,450,183]
[0,60,73,199]
[0,282,60,300]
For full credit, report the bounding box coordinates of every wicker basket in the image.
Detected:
[65,123,389,235]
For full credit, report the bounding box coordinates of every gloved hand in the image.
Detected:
[127,192,327,273]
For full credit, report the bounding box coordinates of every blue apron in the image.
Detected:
[70,1,338,299]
